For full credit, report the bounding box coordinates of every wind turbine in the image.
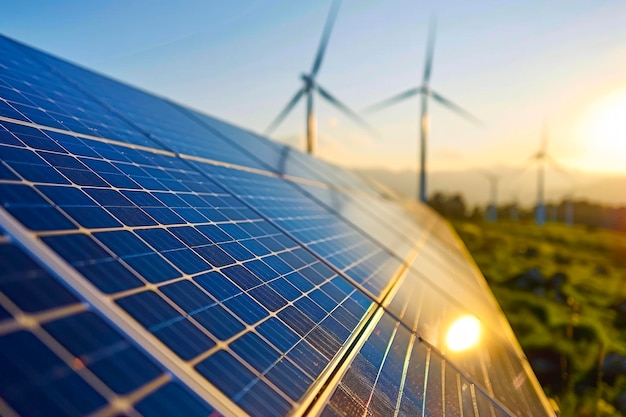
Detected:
[525,124,573,226]
[535,125,548,226]
[364,19,481,203]
[265,0,376,154]
[479,170,500,222]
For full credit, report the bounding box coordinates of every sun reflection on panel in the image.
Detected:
[446,315,481,352]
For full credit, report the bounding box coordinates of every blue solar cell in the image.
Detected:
[231,332,280,372]
[256,317,299,352]
[0,230,220,416]
[249,286,288,312]
[222,264,263,290]
[168,225,211,246]
[158,280,216,313]
[194,223,232,243]
[193,270,240,301]
[195,244,236,267]
[0,121,21,140]
[37,185,123,228]
[93,231,181,282]
[43,311,162,395]
[195,350,254,397]
[135,382,217,417]
[277,305,316,338]
[267,278,301,301]
[42,233,143,293]
[266,358,313,401]
[0,331,108,417]
[0,35,554,417]
[244,259,279,282]
[116,291,216,360]
[0,38,161,147]
[195,350,291,416]
[220,241,255,261]
[84,188,133,206]
[288,340,330,377]
[224,293,269,325]
[0,243,78,312]
[0,182,76,231]
[237,379,292,417]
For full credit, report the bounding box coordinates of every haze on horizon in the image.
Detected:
[4,1,626,186]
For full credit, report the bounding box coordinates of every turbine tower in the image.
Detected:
[265,0,376,154]
[525,123,572,226]
[479,171,500,222]
[535,125,548,226]
[364,19,480,203]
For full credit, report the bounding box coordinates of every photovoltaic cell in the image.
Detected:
[0,38,158,148]
[0,34,554,417]
[0,229,218,417]
[194,163,404,298]
[0,116,378,414]
[320,312,514,417]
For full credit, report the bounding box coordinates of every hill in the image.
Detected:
[357,168,626,207]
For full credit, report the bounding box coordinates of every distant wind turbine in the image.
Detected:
[535,126,548,226]
[525,124,572,226]
[479,170,500,222]
[265,0,377,154]
[364,18,481,203]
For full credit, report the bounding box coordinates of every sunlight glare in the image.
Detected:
[582,90,626,155]
[446,315,481,352]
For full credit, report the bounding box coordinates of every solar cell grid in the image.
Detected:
[319,311,516,417]
[0,118,384,415]
[295,182,505,323]
[182,106,391,196]
[194,162,406,299]
[0,230,219,417]
[9,37,269,172]
[382,269,549,417]
[0,38,157,148]
[0,35,555,417]
[297,183,419,258]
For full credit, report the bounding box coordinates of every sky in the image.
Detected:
[3,1,626,183]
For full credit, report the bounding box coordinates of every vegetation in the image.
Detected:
[429,193,626,416]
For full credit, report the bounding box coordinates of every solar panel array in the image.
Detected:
[0,35,553,417]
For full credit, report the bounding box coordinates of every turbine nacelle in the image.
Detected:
[300,74,314,91]
[264,0,378,154]
[363,18,481,202]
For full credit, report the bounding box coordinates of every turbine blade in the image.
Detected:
[505,154,536,186]
[362,87,423,113]
[315,83,380,137]
[311,0,341,77]
[430,90,482,125]
[422,17,437,85]
[546,155,575,184]
[265,87,306,135]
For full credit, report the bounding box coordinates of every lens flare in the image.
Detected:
[446,315,481,352]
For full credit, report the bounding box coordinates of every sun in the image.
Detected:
[580,90,626,167]
[589,95,626,150]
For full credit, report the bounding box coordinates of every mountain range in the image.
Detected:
[356,167,626,208]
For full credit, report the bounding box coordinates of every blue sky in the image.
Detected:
[4,0,626,178]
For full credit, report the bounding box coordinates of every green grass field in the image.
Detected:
[451,220,626,417]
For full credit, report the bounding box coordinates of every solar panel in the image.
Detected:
[0,228,218,417]
[0,34,554,417]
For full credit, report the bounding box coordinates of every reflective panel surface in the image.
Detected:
[0,35,553,417]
